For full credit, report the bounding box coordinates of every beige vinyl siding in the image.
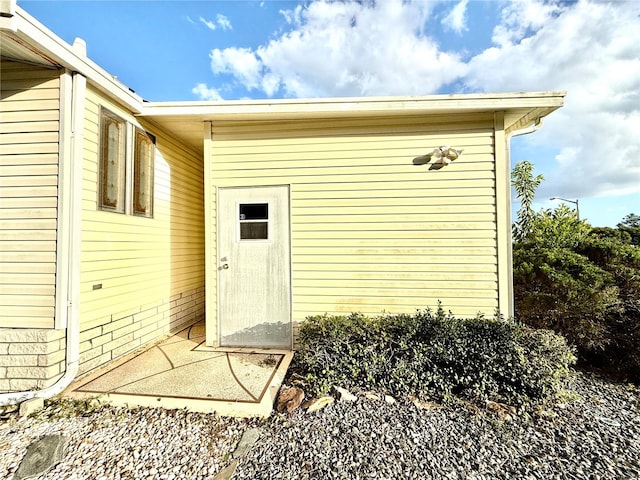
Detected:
[0,59,60,329]
[78,87,204,373]
[208,114,498,332]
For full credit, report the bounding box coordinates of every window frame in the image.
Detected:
[133,128,155,218]
[237,202,271,242]
[97,107,155,218]
[98,107,127,213]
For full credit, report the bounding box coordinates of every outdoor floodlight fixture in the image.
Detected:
[412,145,464,170]
[550,196,580,220]
[429,145,463,166]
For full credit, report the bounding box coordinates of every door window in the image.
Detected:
[239,203,269,240]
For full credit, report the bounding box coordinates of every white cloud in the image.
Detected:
[442,0,469,34]
[491,0,561,47]
[199,16,216,31]
[192,83,224,101]
[207,0,465,98]
[216,14,232,30]
[465,0,640,198]
[210,48,263,90]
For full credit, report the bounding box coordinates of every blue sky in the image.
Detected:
[19,0,640,227]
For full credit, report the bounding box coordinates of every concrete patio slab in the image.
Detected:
[63,321,292,417]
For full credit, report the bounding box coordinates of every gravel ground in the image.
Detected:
[1,371,638,480]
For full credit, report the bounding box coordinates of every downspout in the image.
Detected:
[0,60,85,406]
[502,116,544,318]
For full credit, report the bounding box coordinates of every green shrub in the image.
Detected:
[513,245,618,352]
[576,234,640,380]
[514,230,640,382]
[290,306,575,407]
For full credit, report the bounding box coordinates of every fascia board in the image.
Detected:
[140,91,566,122]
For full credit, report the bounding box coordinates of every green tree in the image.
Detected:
[526,204,591,249]
[511,161,543,242]
[617,213,640,246]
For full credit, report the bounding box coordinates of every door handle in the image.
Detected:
[221,263,229,270]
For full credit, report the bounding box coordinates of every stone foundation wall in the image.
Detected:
[0,329,66,393]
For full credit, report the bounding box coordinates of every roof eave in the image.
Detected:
[140,91,565,123]
[1,4,143,112]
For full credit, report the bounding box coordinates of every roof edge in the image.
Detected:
[142,91,566,113]
[2,5,143,112]
[140,91,566,131]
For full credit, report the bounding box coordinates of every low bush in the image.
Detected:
[290,306,575,407]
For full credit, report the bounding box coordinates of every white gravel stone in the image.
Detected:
[0,372,638,479]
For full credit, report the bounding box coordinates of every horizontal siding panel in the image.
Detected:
[0,77,59,91]
[212,131,494,154]
[0,262,56,274]
[0,131,59,145]
[292,252,495,262]
[0,174,58,187]
[0,66,60,80]
[0,99,59,112]
[0,228,57,241]
[0,286,54,298]
[0,273,55,285]
[0,208,57,219]
[211,147,494,165]
[212,116,493,141]
[293,213,495,223]
[0,120,59,134]
[0,185,57,198]
[293,229,495,239]
[0,219,57,230]
[0,109,59,123]
[0,305,54,317]
[81,248,201,262]
[295,287,497,300]
[0,317,53,329]
[0,197,58,209]
[0,142,59,155]
[291,238,496,248]
[0,240,56,251]
[0,153,58,166]
[292,190,494,203]
[0,251,56,263]
[293,179,496,192]
[0,294,55,306]
[293,246,496,256]
[0,87,60,102]
[294,278,497,290]
[293,204,494,215]
[293,271,497,282]
[213,166,495,181]
[0,164,58,176]
[294,296,497,311]
[80,267,203,291]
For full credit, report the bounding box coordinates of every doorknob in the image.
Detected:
[222,263,229,270]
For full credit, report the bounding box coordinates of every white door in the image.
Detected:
[218,186,291,348]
